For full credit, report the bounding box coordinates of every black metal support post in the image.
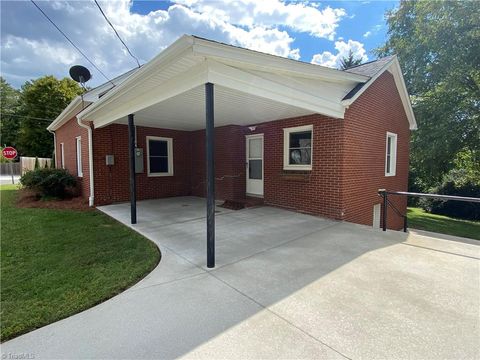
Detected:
[128,114,137,224]
[205,83,215,268]
[382,191,387,232]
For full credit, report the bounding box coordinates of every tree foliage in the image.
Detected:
[0,77,21,149]
[376,1,480,189]
[15,76,84,158]
[339,50,363,70]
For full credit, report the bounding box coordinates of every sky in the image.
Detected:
[0,0,398,89]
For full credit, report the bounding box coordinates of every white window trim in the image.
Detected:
[146,136,174,177]
[76,136,83,177]
[283,124,313,171]
[60,143,65,169]
[385,132,397,177]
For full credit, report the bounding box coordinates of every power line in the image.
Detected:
[93,0,141,68]
[30,0,114,86]
[0,113,53,122]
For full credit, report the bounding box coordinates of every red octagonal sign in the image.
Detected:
[2,146,17,160]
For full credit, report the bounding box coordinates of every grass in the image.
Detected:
[0,185,160,341]
[407,207,480,240]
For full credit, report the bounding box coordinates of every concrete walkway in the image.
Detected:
[2,197,479,359]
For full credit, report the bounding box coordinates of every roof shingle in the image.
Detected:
[344,55,395,77]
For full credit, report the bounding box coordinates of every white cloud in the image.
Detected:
[0,0,347,87]
[173,0,346,40]
[310,39,368,69]
[363,24,382,38]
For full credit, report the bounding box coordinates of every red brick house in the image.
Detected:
[48,35,416,232]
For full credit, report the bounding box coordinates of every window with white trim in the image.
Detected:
[60,143,65,169]
[76,136,83,177]
[147,136,174,176]
[385,132,397,176]
[283,125,313,170]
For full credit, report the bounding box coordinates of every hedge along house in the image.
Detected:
[48,35,416,267]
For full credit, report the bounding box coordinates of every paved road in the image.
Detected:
[0,175,20,185]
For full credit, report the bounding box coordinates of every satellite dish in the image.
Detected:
[69,65,91,84]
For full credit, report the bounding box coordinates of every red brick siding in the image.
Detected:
[247,115,344,219]
[190,125,246,201]
[54,117,90,200]
[92,124,192,205]
[58,71,410,230]
[342,71,410,230]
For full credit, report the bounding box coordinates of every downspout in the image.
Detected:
[48,129,57,168]
[76,117,95,207]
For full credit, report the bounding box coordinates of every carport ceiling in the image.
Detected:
[110,84,315,131]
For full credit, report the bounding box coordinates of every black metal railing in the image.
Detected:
[378,190,480,232]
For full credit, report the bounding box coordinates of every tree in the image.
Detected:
[16,76,84,158]
[376,1,480,189]
[339,50,363,70]
[0,77,21,148]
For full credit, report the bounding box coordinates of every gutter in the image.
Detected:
[76,117,95,207]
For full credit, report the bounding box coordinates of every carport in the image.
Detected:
[76,35,368,268]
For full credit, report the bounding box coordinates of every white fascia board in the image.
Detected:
[92,61,208,128]
[78,35,194,122]
[206,60,346,119]
[47,96,86,131]
[341,57,417,130]
[389,60,417,130]
[192,38,369,83]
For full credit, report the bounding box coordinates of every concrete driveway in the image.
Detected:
[2,197,479,359]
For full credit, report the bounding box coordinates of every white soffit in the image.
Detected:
[107,85,315,131]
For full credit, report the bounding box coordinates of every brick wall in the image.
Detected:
[190,125,246,201]
[342,71,410,230]
[57,71,410,230]
[246,115,344,219]
[92,124,192,205]
[54,117,90,200]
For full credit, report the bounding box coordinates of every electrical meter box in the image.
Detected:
[135,148,144,173]
[106,155,114,166]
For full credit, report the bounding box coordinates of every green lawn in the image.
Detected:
[0,185,160,341]
[407,207,480,240]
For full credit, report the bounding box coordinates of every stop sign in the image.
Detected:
[2,147,17,160]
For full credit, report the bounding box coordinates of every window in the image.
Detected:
[283,125,313,170]
[60,143,65,169]
[385,132,397,176]
[76,137,83,177]
[147,136,173,176]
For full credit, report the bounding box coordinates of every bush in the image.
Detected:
[420,169,480,220]
[20,168,77,198]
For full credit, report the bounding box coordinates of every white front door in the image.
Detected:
[246,134,264,197]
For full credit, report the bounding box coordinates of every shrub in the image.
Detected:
[34,157,40,169]
[20,168,77,198]
[420,169,480,220]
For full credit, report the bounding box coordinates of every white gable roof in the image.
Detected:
[49,35,416,131]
